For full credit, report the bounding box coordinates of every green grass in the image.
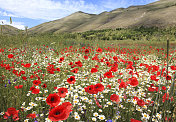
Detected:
[1,27,176,51]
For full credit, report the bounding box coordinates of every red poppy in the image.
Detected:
[7,107,19,116]
[4,107,19,121]
[105,61,111,67]
[48,104,71,121]
[94,83,104,92]
[54,87,57,89]
[8,54,14,58]
[5,64,11,70]
[137,99,145,106]
[47,64,56,74]
[68,62,73,65]
[14,85,23,89]
[148,87,156,92]
[166,75,171,80]
[104,71,114,78]
[12,70,18,76]
[32,88,40,94]
[26,113,36,119]
[148,83,158,92]
[19,70,25,75]
[71,65,76,68]
[59,57,64,62]
[84,85,98,94]
[58,88,68,98]
[162,86,166,90]
[71,68,79,73]
[22,76,27,80]
[162,93,169,103]
[133,96,139,101]
[33,80,41,86]
[46,93,60,107]
[67,76,76,84]
[152,65,159,72]
[119,81,127,89]
[91,68,98,73]
[29,86,35,91]
[150,75,159,81]
[42,83,47,88]
[12,114,19,121]
[61,102,72,110]
[34,63,38,65]
[85,49,89,54]
[75,61,82,67]
[110,66,118,72]
[151,75,156,80]
[96,48,103,53]
[30,75,34,79]
[110,94,120,103]
[113,56,118,61]
[56,68,60,72]
[171,65,176,70]
[165,117,172,121]
[128,77,139,87]
[131,118,142,122]
[126,64,134,70]
[23,63,31,68]
[95,65,99,68]
[84,56,88,59]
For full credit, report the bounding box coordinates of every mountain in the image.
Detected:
[28,0,176,34]
[0,25,21,35]
[28,11,96,34]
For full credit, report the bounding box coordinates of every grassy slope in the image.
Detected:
[0,25,21,35]
[28,12,96,34]
[28,0,176,33]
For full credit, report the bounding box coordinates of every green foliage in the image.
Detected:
[77,26,176,41]
[0,26,176,50]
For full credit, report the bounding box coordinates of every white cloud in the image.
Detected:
[101,0,159,10]
[0,0,105,20]
[0,11,17,17]
[101,0,127,9]
[0,20,25,30]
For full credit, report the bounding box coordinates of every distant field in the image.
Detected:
[1,27,176,50]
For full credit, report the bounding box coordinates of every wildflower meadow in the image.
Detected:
[0,42,175,122]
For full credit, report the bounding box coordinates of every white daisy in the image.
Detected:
[142,113,150,120]
[73,99,79,104]
[74,114,80,120]
[92,117,97,121]
[156,113,162,119]
[93,112,99,117]
[98,115,105,120]
[44,90,48,93]
[98,109,102,112]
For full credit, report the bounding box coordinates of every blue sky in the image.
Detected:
[0,0,158,30]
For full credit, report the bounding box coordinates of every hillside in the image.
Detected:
[0,25,21,35]
[28,11,96,34]
[28,0,176,34]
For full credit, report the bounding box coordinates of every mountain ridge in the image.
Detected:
[28,0,176,34]
[0,25,21,35]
